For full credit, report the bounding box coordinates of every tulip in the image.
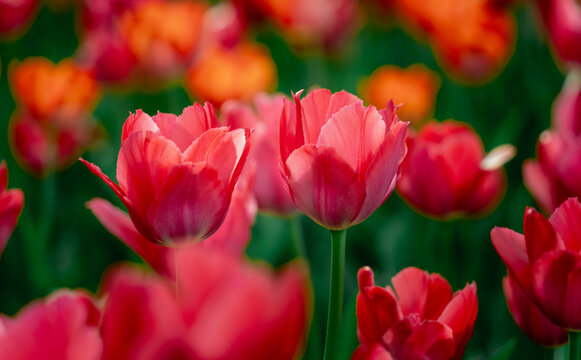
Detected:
[80,102,252,245]
[397,120,514,219]
[502,274,568,347]
[0,0,38,39]
[533,0,581,67]
[185,41,277,106]
[523,71,581,213]
[491,197,581,331]
[0,161,24,257]
[99,246,310,360]
[359,64,440,127]
[0,290,102,359]
[353,266,478,360]
[86,168,257,276]
[222,93,296,215]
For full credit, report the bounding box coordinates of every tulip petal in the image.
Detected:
[503,275,568,347]
[523,160,562,214]
[524,207,561,264]
[399,320,456,360]
[117,131,182,216]
[285,144,365,229]
[532,250,581,330]
[491,227,533,294]
[355,120,407,224]
[280,93,304,163]
[121,110,158,144]
[465,169,505,216]
[0,162,7,192]
[0,189,24,257]
[549,197,581,253]
[147,163,228,243]
[351,343,393,360]
[438,283,478,359]
[87,198,171,276]
[301,89,361,143]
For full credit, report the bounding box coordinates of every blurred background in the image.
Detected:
[0,0,572,359]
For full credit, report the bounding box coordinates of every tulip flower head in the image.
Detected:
[0,0,38,39]
[81,102,252,245]
[491,197,581,330]
[397,120,514,220]
[0,161,24,257]
[353,266,478,360]
[279,89,408,230]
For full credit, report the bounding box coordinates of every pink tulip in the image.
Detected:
[0,161,24,257]
[81,103,252,245]
[86,168,257,275]
[100,246,310,359]
[534,0,581,67]
[397,120,514,219]
[352,266,478,360]
[222,93,296,215]
[0,0,38,38]
[524,71,581,213]
[279,89,408,230]
[491,197,581,330]
[502,274,568,347]
[0,290,102,359]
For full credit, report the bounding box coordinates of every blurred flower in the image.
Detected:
[80,0,145,32]
[524,71,581,213]
[80,103,252,245]
[279,89,408,230]
[99,246,310,359]
[502,274,568,347]
[491,197,581,330]
[0,290,102,359]
[352,266,477,360]
[0,161,24,257]
[10,57,100,119]
[394,0,515,83]
[9,57,101,176]
[185,41,277,106]
[533,0,581,68]
[86,168,257,276]
[234,0,358,49]
[397,120,514,219]
[117,0,206,80]
[202,1,246,48]
[358,64,440,127]
[0,0,38,40]
[222,93,296,215]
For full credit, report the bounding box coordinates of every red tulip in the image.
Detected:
[81,103,252,245]
[0,290,102,359]
[353,266,478,360]
[534,0,581,67]
[491,197,581,330]
[502,274,568,347]
[397,120,514,219]
[100,246,310,360]
[279,89,408,230]
[0,161,24,257]
[222,93,296,215]
[523,71,581,213]
[86,168,257,275]
[0,0,38,39]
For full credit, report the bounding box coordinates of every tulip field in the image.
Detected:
[0,0,580,359]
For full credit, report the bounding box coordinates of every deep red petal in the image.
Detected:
[524,207,561,264]
[490,227,533,294]
[0,189,23,257]
[549,197,581,253]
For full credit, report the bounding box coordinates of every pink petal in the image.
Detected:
[503,275,568,347]
[146,163,228,243]
[549,197,581,252]
[0,189,24,257]
[524,207,561,264]
[117,131,182,216]
[392,267,430,317]
[522,160,561,214]
[284,144,365,229]
[351,343,393,360]
[121,110,157,144]
[317,102,386,172]
[437,283,478,360]
[87,198,171,276]
[354,119,407,224]
[532,250,581,330]
[465,169,506,216]
[490,227,533,294]
[280,92,305,163]
[399,320,456,360]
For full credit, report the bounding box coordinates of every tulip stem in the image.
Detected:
[323,229,346,360]
[569,331,581,360]
[290,215,306,259]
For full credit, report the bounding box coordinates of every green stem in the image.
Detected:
[569,331,581,360]
[290,215,306,259]
[323,229,347,360]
